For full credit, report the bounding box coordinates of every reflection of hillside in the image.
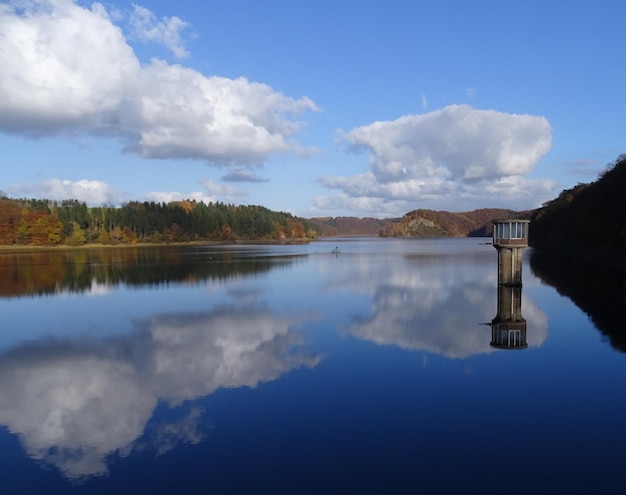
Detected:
[0,305,319,479]
[530,248,626,352]
[0,247,303,298]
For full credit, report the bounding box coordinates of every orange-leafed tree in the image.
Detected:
[0,199,22,244]
[16,210,64,245]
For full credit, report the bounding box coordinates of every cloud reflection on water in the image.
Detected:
[315,251,548,358]
[0,305,319,479]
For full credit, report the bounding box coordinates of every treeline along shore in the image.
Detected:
[0,199,316,247]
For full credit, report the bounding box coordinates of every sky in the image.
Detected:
[1,0,624,219]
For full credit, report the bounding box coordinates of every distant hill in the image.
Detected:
[530,154,626,250]
[379,208,531,237]
[306,216,398,236]
[307,209,530,237]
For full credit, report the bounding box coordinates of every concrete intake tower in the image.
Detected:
[490,219,530,350]
[492,219,530,286]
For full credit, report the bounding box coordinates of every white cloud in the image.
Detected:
[0,0,317,164]
[321,104,556,215]
[129,3,190,58]
[319,172,452,201]
[344,104,552,182]
[144,190,216,205]
[312,191,405,218]
[121,61,318,162]
[200,179,247,198]
[4,176,249,208]
[7,178,124,205]
[144,179,247,205]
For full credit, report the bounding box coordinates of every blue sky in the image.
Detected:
[1,0,624,218]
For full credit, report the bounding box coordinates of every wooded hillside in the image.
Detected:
[530,154,626,250]
[379,208,531,237]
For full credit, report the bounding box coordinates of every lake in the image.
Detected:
[1,237,625,494]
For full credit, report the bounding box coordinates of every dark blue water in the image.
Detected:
[0,238,625,494]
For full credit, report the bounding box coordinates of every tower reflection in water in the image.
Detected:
[490,219,529,350]
[491,284,527,349]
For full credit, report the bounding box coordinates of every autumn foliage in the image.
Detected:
[530,154,626,250]
[379,208,531,237]
[0,198,316,246]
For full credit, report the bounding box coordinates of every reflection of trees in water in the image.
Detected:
[0,247,304,298]
[530,248,626,352]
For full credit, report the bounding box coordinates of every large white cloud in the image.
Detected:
[343,104,552,182]
[144,179,247,205]
[0,0,317,163]
[121,60,317,162]
[317,104,557,215]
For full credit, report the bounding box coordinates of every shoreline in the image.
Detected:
[0,238,316,253]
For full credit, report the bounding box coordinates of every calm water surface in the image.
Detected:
[1,238,625,494]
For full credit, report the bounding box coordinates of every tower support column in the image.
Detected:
[497,246,525,286]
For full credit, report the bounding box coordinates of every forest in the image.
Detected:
[0,197,316,246]
[530,154,626,250]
